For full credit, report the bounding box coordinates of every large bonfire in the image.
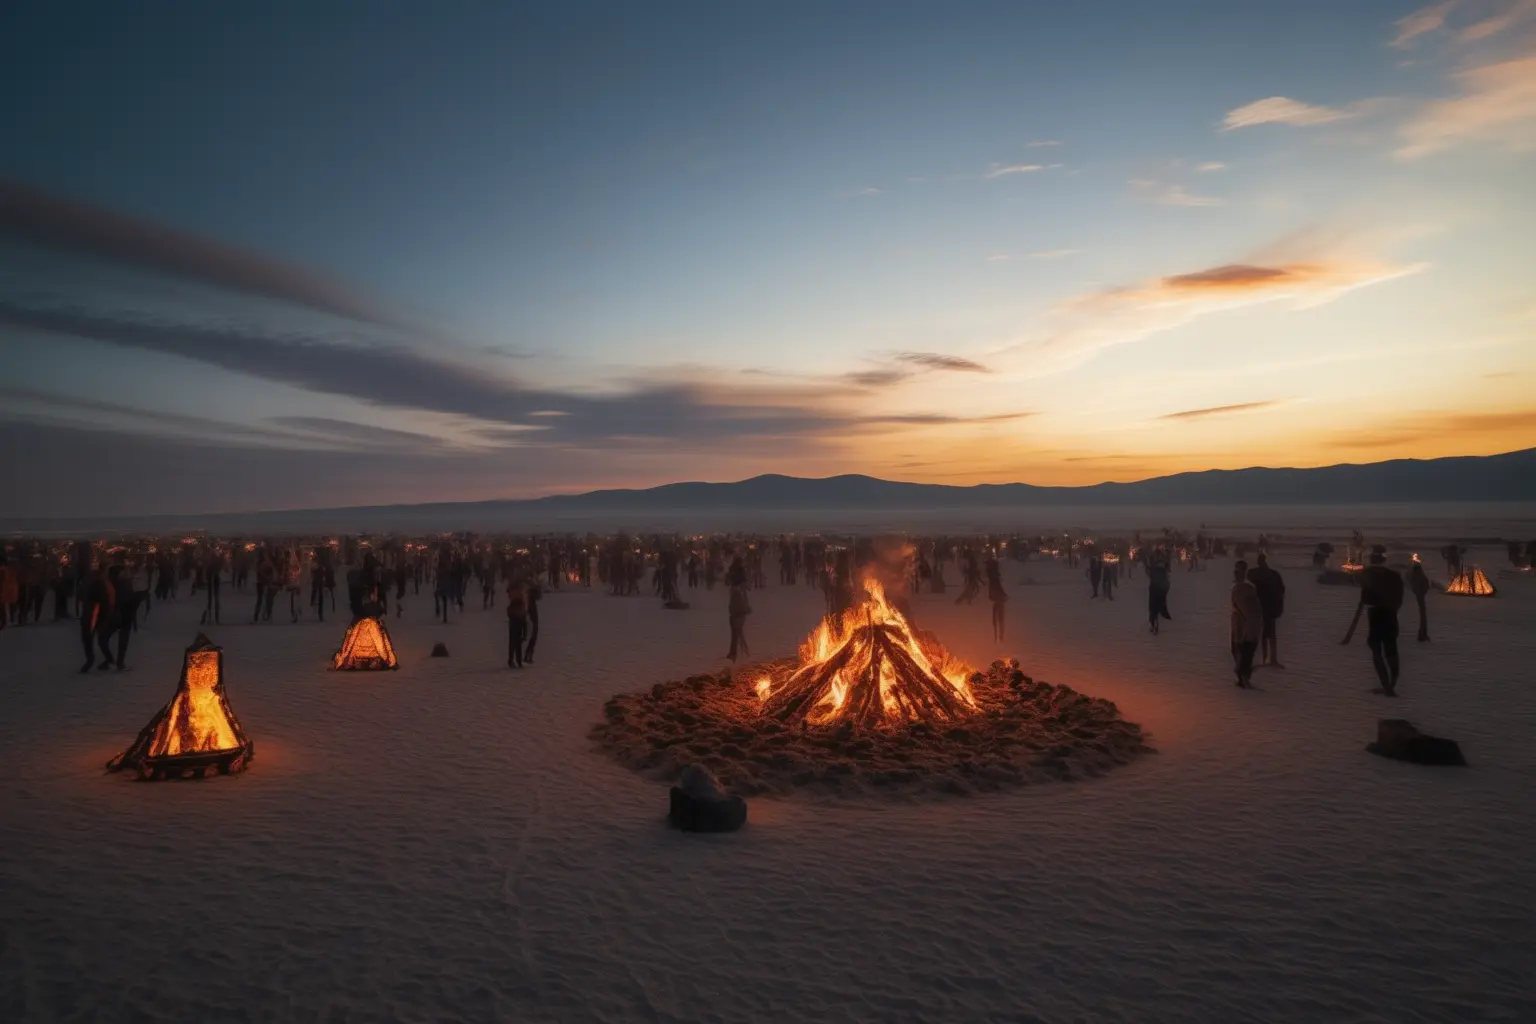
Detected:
[756,579,974,728]
[593,578,1151,796]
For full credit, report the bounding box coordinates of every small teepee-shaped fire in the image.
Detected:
[1444,566,1496,597]
[331,615,399,670]
[757,579,976,728]
[107,634,254,779]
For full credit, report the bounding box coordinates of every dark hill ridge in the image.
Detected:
[4,449,1532,532]
[516,449,1536,510]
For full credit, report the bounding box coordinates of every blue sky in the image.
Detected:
[2,1,1533,515]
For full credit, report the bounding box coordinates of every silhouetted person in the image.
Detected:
[1247,553,1286,667]
[79,566,116,672]
[1343,549,1403,696]
[505,581,528,668]
[726,582,751,661]
[523,582,542,663]
[1088,555,1103,598]
[1101,557,1117,601]
[1408,560,1431,642]
[1229,561,1262,688]
[986,556,1007,641]
[1147,555,1172,634]
[199,550,222,625]
[105,565,145,670]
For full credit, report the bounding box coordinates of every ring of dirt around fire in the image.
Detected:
[591,658,1153,797]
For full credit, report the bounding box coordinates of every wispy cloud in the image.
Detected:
[1157,400,1287,421]
[1396,52,1536,158]
[1222,96,1356,129]
[986,254,1012,262]
[893,351,992,373]
[984,163,1045,178]
[1324,406,1536,449]
[1392,2,1457,48]
[1002,251,1429,374]
[1460,0,1536,41]
[1196,161,1227,172]
[1130,180,1224,207]
[0,301,890,446]
[1026,139,1062,147]
[0,179,428,336]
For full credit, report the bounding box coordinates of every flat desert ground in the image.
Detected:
[2,550,1533,1023]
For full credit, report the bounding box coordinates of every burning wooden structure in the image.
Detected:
[1444,566,1496,597]
[106,634,254,780]
[756,579,976,728]
[331,615,399,670]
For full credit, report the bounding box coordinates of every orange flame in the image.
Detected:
[758,578,975,727]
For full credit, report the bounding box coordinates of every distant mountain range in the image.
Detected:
[514,449,1536,511]
[5,449,1533,533]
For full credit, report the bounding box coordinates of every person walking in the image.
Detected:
[505,580,529,668]
[1230,560,1263,688]
[1101,556,1117,601]
[726,581,751,661]
[1247,553,1286,667]
[79,565,116,672]
[1408,559,1431,642]
[1343,548,1404,696]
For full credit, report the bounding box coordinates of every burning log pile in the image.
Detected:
[593,660,1150,796]
[757,579,975,729]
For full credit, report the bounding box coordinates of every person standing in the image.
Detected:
[1101,556,1117,601]
[726,581,751,661]
[505,580,529,668]
[986,555,1007,642]
[1408,559,1431,642]
[523,581,543,664]
[0,554,16,630]
[1088,554,1103,599]
[1343,548,1404,696]
[310,547,329,624]
[1230,561,1263,689]
[1147,554,1172,634]
[252,552,275,623]
[199,548,222,626]
[1247,553,1286,667]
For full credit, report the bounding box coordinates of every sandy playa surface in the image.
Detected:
[2,555,1533,1023]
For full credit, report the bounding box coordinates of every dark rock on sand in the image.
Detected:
[1367,719,1468,766]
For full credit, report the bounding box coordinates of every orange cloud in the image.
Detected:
[1157,400,1288,421]
[1323,407,1536,453]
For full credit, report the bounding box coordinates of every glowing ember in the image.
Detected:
[1444,566,1496,597]
[756,578,975,728]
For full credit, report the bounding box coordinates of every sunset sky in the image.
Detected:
[2,1,1534,516]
